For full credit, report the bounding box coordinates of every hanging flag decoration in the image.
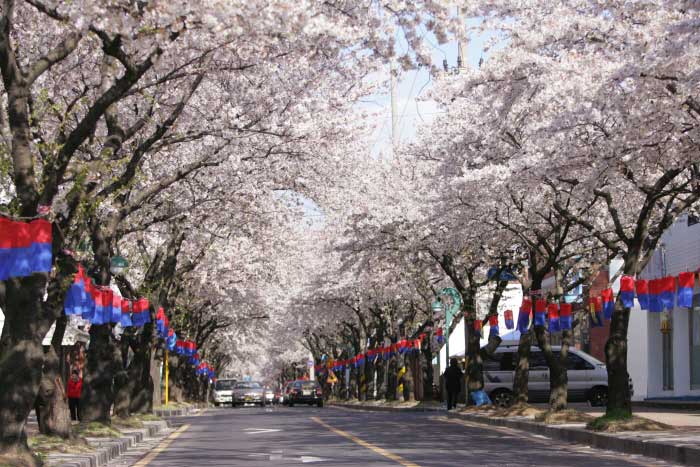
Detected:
[473,319,482,338]
[64,265,88,316]
[120,299,133,328]
[534,299,547,327]
[81,277,96,321]
[601,288,615,320]
[620,275,636,308]
[488,315,499,337]
[156,307,169,338]
[435,327,444,344]
[184,340,197,357]
[167,328,177,351]
[175,339,186,355]
[504,309,514,330]
[678,272,695,308]
[636,279,650,310]
[548,303,560,333]
[517,298,532,333]
[660,276,676,311]
[559,303,572,330]
[0,217,52,280]
[589,296,604,327]
[132,298,150,326]
[649,278,663,313]
[110,292,122,324]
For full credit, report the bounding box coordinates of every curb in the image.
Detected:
[153,403,206,417]
[333,403,700,466]
[330,402,443,413]
[44,420,170,467]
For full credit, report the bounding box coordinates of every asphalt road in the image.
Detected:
[125,406,682,467]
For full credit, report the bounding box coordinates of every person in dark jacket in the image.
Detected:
[67,370,83,421]
[444,358,463,410]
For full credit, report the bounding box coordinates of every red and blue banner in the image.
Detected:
[64,265,89,316]
[167,329,177,351]
[534,299,547,327]
[659,276,676,311]
[648,278,663,313]
[473,319,482,338]
[590,296,604,327]
[548,303,560,333]
[636,279,649,310]
[619,275,635,308]
[559,303,572,330]
[0,217,52,280]
[517,298,532,333]
[132,298,150,327]
[602,288,614,320]
[504,309,514,330]
[678,272,695,308]
[156,307,169,338]
[120,297,132,328]
[488,315,499,337]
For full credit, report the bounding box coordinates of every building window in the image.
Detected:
[691,304,700,390]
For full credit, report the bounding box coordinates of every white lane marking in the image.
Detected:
[243,427,281,434]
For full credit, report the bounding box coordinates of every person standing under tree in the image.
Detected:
[67,370,83,422]
[444,358,463,410]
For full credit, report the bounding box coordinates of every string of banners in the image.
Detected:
[62,266,216,382]
[314,272,698,373]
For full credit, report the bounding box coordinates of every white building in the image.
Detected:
[626,214,700,400]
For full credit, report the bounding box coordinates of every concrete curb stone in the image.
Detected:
[332,402,700,466]
[44,419,170,467]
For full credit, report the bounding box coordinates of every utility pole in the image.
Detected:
[390,60,399,156]
[457,7,468,71]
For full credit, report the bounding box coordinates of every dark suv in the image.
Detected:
[287,380,323,407]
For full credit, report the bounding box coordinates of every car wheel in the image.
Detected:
[589,386,608,407]
[214,402,220,407]
[289,402,294,407]
[317,401,323,408]
[490,389,514,408]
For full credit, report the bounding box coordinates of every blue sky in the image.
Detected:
[365,17,502,158]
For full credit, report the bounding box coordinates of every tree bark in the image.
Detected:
[0,275,51,452]
[512,330,532,404]
[605,298,632,416]
[81,325,117,423]
[35,316,71,437]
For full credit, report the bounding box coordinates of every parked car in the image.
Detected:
[281,381,295,405]
[231,381,267,407]
[212,379,237,407]
[482,346,614,407]
[263,386,276,405]
[286,380,323,408]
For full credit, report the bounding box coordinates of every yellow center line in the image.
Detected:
[311,416,421,467]
[132,423,190,467]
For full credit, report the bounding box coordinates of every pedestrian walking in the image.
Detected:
[444,358,463,410]
[67,370,83,421]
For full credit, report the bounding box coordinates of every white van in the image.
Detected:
[482,345,610,407]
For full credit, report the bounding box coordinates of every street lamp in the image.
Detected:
[110,254,129,275]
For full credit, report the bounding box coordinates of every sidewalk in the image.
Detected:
[331,400,700,466]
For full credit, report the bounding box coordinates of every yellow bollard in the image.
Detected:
[164,348,169,406]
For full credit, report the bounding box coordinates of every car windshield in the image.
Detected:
[215,380,235,390]
[234,382,262,389]
[299,381,318,389]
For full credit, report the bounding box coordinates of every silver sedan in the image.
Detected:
[231,381,267,407]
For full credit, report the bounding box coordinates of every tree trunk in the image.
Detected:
[129,330,155,414]
[81,324,116,423]
[364,357,374,400]
[534,322,569,411]
[413,352,423,401]
[512,330,532,404]
[422,346,433,401]
[375,359,386,400]
[0,276,51,453]
[403,353,415,402]
[35,316,71,437]
[386,357,397,401]
[605,297,632,416]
